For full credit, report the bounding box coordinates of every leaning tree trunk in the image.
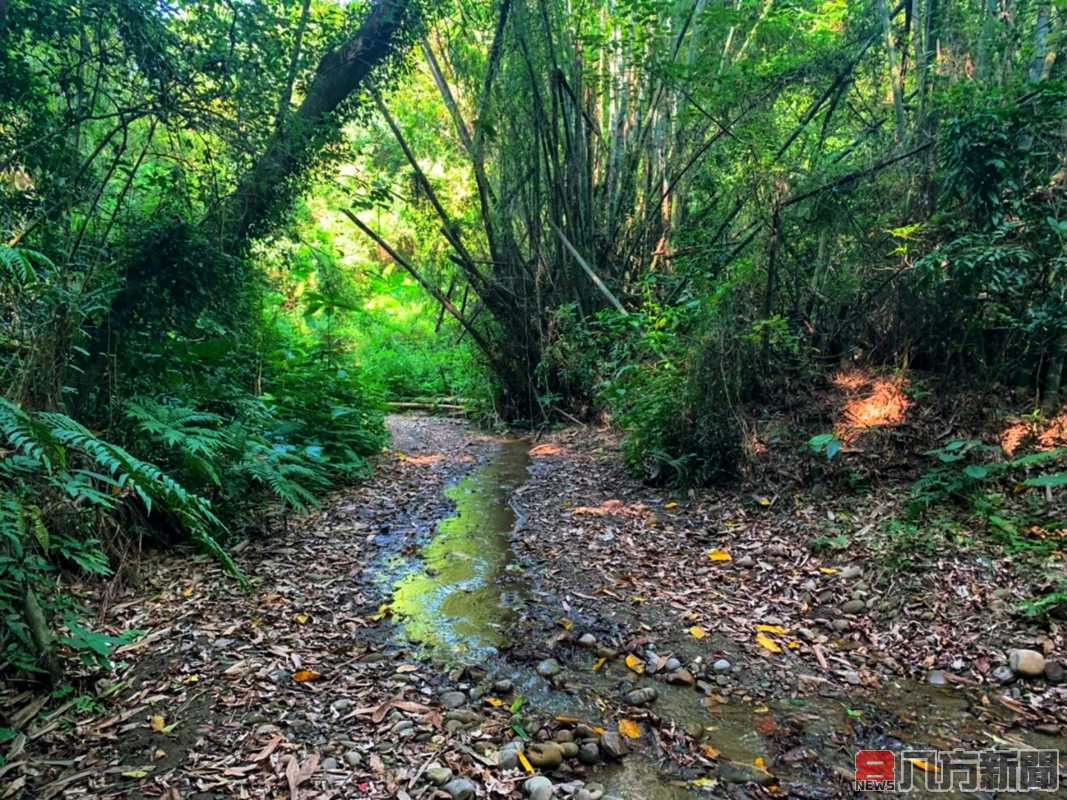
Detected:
[106,0,419,344]
[215,0,419,248]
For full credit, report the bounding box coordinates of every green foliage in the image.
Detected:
[0,395,238,675]
[909,439,1066,515]
[808,433,843,461]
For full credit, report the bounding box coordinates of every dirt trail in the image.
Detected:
[4,415,1066,799]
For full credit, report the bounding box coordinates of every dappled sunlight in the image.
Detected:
[530,443,566,457]
[397,453,445,466]
[1000,420,1031,455]
[997,407,1067,454]
[572,498,650,518]
[832,370,911,443]
[1039,408,1067,450]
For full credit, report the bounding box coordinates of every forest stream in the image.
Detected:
[351,416,1066,800]
[6,414,1066,800]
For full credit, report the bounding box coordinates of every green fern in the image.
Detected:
[0,397,242,584]
[232,438,326,513]
[0,244,51,287]
[125,397,228,485]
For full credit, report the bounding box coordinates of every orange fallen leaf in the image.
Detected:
[486,697,504,707]
[618,719,641,739]
[292,669,322,682]
[701,744,721,759]
[624,654,645,674]
[755,756,767,768]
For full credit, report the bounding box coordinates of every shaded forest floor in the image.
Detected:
[4,380,1067,799]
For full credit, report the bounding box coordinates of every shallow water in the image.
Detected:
[382,431,1067,798]
[388,438,531,661]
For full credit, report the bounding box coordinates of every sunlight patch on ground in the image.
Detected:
[832,370,910,443]
[530,443,566,457]
[397,453,445,465]
[999,406,1067,454]
[572,499,650,518]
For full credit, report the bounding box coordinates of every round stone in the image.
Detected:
[537,658,563,678]
[443,777,476,800]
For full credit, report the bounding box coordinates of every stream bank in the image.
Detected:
[2,414,1064,799]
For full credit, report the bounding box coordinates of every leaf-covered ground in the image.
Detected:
[3,404,1067,799]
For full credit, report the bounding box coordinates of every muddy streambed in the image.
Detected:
[374,427,1066,799]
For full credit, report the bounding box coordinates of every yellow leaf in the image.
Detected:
[624,654,645,674]
[754,757,766,768]
[554,715,582,724]
[292,669,322,682]
[592,726,605,736]
[787,640,800,650]
[757,496,772,506]
[818,567,838,575]
[150,715,166,732]
[558,617,574,631]
[182,674,199,684]
[701,744,721,759]
[517,750,534,775]
[618,719,641,739]
[908,758,938,773]
[122,769,151,779]
[592,657,607,672]
[755,633,783,654]
[755,624,786,635]
[692,778,717,787]
[182,586,194,598]
[631,595,647,604]
[152,749,166,761]
[707,549,732,562]
[665,501,678,509]
[294,612,310,625]
[754,705,769,713]
[369,603,391,622]
[689,626,707,639]
[487,697,504,707]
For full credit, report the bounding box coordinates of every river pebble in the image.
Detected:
[537,658,562,677]
[440,690,467,709]
[1009,648,1045,677]
[600,731,627,759]
[624,686,657,706]
[524,775,553,799]
[426,765,453,785]
[443,777,476,799]
[527,741,563,769]
[578,741,600,765]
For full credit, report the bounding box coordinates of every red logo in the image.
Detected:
[856,750,896,782]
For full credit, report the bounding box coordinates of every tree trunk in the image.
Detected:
[878,0,907,142]
[215,0,418,248]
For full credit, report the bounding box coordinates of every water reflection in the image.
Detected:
[389,439,530,660]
